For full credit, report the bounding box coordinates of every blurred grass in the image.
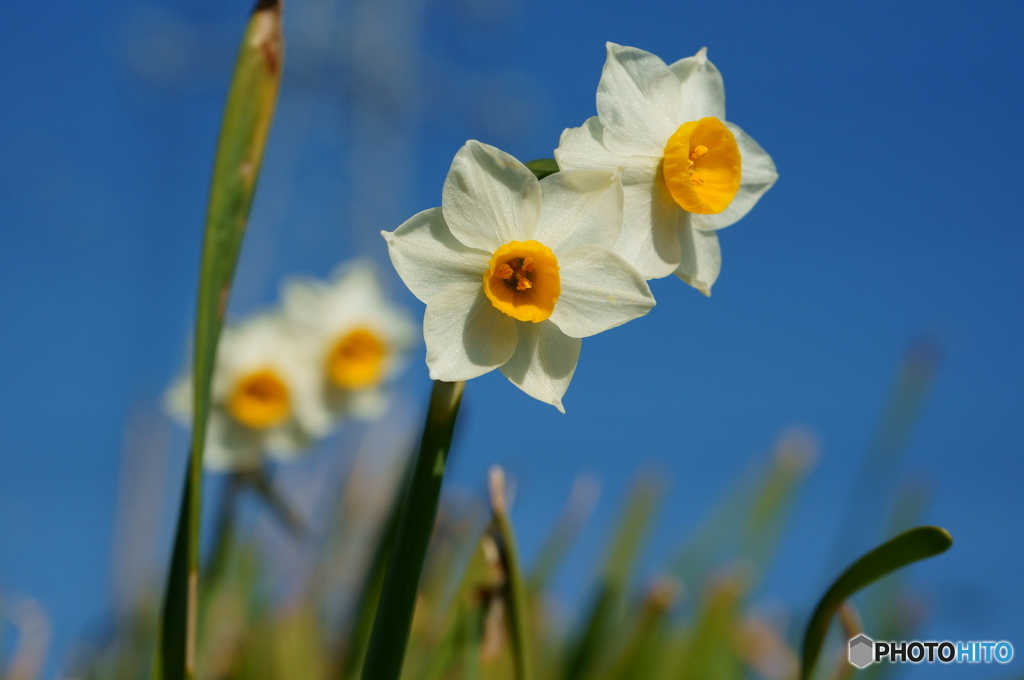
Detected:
[72,335,949,680]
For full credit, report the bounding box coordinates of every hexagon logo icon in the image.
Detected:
[849,634,874,669]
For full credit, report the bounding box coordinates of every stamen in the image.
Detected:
[521,257,535,272]
[516,277,532,291]
[496,263,514,280]
[662,117,741,214]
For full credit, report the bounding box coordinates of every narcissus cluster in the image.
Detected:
[384,43,776,410]
[166,263,415,470]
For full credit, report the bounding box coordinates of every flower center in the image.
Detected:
[227,369,290,430]
[483,240,560,323]
[662,117,741,214]
[327,327,387,389]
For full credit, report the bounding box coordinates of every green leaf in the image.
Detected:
[525,158,559,180]
[563,476,661,680]
[799,526,953,680]
[152,2,283,679]
[341,479,401,680]
[528,475,600,594]
[673,573,746,680]
[488,467,534,680]
[359,380,466,680]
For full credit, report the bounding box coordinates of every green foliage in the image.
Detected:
[82,327,946,680]
[152,2,283,679]
[77,432,953,680]
[799,526,954,680]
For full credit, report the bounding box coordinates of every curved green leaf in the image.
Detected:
[488,467,534,680]
[800,526,953,680]
[152,2,283,679]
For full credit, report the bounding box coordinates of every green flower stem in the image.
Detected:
[151,2,283,679]
[360,380,466,680]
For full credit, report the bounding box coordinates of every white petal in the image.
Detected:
[549,244,655,337]
[164,373,192,425]
[382,207,490,303]
[499,320,580,413]
[278,274,325,327]
[613,175,683,279]
[690,122,777,231]
[534,169,624,254]
[289,371,334,438]
[423,282,518,381]
[441,140,542,252]
[555,116,622,171]
[596,43,681,157]
[555,116,664,189]
[675,219,722,296]
[668,47,727,121]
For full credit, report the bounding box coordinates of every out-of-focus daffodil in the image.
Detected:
[282,262,417,421]
[166,312,329,471]
[383,140,655,412]
[556,43,777,294]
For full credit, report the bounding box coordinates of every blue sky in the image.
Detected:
[1,0,1022,676]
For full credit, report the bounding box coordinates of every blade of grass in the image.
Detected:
[360,380,466,680]
[416,528,501,680]
[828,339,941,573]
[743,430,815,571]
[341,482,401,680]
[603,578,678,680]
[563,476,662,680]
[525,159,559,180]
[488,467,534,680]
[528,474,601,594]
[799,526,953,680]
[673,572,746,680]
[152,2,283,679]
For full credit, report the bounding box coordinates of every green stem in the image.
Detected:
[359,380,466,680]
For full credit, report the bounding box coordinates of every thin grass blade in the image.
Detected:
[152,2,283,678]
[341,484,401,680]
[488,467,534,680]
[563,476,661,680]
[528,474,601,594]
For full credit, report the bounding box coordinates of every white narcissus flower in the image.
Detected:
[165,312,330,471]
[382,140,655,412]
[555,43,778,294]
[281,261,417,422]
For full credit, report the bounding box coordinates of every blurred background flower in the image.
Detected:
[165,310,330,471]
[0,0,1021,677]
